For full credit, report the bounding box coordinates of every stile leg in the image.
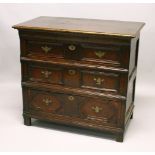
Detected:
[24,116,31,126]
[116,132,124,142]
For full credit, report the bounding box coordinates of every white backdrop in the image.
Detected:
[0,3,155,151]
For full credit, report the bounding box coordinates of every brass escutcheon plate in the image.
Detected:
[68,45,76,51]
[68,69,76,75]
[68,96,74,101]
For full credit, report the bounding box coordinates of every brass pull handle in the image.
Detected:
[68,45,76,51]
[68,69,76,75]
[36,106,41,109]
[42,98,52,106]
[41,70,52,78]
[94,77,104,85]
[41,46,51,54]
[68,96,74,101]
[95,51,105,58]
[92,106,102,113]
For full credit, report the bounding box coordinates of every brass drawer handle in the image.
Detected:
[42,98,52,106]
[68,96,74,101]
[94,77,104,85]
[41,70,52,78]
[36,106,41,109]
[95,51,105,58]
[68,69,76,75]
[68,45,76,51]
[41,46,51,54]
[92,106,102,113]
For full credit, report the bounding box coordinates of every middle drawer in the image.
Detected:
[22,62,125,94]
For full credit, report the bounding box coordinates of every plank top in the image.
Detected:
[13,16,145,37]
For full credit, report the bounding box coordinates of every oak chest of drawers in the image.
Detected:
[13,16,145,142]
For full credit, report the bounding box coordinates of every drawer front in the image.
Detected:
[24,63,123,94]
[26,88,121,126]
[23,39,129,68]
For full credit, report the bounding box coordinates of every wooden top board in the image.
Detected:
[13,16,145,37]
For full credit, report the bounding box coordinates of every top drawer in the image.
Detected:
[22,39,129,68]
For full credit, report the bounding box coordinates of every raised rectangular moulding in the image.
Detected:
[13,16,145,142]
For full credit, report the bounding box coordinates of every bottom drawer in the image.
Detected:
[23,87,123,127]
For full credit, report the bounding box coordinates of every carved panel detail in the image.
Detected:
[80,98,119,124]
[28,89,119,125]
